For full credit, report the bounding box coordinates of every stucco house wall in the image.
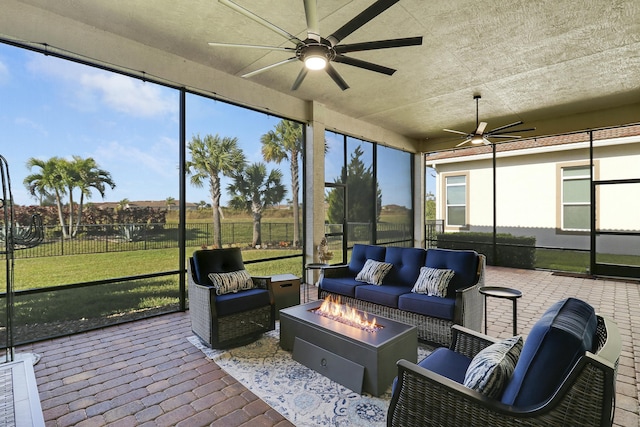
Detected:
[427,129,640,256]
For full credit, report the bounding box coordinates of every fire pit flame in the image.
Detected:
[312,296,382,333]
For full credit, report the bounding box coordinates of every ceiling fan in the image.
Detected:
[444,95,536,147]
[209,0,423,91]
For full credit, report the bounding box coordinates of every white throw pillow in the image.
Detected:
[411,266,455,297]
[355,259,393,285]
[208,270,254,295]
[463,335,523,399]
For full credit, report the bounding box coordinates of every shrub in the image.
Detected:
[435,232,536,269]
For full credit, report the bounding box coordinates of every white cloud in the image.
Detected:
[27,54,177,118]
[0,59,9,84]
[14,117,49,137]
[93,140,176,178]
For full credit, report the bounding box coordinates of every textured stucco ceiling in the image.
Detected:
[2,0,640,150]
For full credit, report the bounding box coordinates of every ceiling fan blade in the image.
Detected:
[489,127,536,136]
[291,67,308,91]
[303,0,321,42]
[476,122,488,135]
[334,36,423,53]
[327,0,399,46]
[325,63,350,90]
[456,138,471,147]
[241,57,298,78]
[208,42,295,52]
[219,0,302,45]
[486,121,523,134]
[333,55,396,75]
[444,129,470,136]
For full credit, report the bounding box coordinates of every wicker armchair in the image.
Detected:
[187,248,275,349]
[388,314,621,427]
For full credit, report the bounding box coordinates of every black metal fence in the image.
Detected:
[7,222,299,259]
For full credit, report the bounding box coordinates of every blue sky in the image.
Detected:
[0,43,419,208]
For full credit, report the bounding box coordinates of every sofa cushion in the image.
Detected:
[355,284,413,309]
[397,293,456,320]
[355,259,393,285]
[501,298,597,407]
[411,267,455,297]
[215,288,271,317]
[425,249,479,298]
[319,276,362,297]
[382,247,427,287]
[464,336,523,399]
[208,270,254,295]
[349,244,386,276]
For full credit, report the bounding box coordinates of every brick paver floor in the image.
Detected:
[17,266,640,426]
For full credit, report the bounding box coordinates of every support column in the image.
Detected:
[304,101,326,267]
[414,153,426,248]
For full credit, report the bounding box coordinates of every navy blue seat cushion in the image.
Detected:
[355,284,413,309]
[348,244,386,276]
[392,348,471,395]
[425,249,479,298]
[215,288,271,317]
[418,347,472,383]
[397,293,456,321]
[319,276,362,297]
[192,248,246,286]
[501,298,597,407]
[382,247,427,287]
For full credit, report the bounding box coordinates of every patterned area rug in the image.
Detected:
[188,323,432,427]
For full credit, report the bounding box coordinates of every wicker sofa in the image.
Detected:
[318,244,485,346]
[387,298,621,427]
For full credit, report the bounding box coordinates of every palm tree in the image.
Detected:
[71,156,115,237]
[227,162,286,247]
[165,196,176,211]
[186,134,246,248]
[261,120,303,247]
[24,157,69,237]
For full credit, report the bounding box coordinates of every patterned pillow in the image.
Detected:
[208,270,255,295]
[411,267,455,297]
[355,259,393,285]
[463,336,523,399]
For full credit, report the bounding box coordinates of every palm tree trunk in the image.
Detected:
[67,188,74,239]
[290,154,300,247]
[73,193,85,238]
[54,190,68,239]
[210,175,223,248]
[252,212,262,247]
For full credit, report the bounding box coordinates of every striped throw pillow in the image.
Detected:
[355,259,393,285]
[463,335,523,399]
[411,266,455,297]
[208,270,255,295]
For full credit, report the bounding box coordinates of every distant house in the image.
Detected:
[425,125,640,256]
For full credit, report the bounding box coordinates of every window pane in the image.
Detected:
[563,166,590,177]
[563,179,590,203]
[447,175,465,185]
[564,205,590,230]
[377,145,412,244]
[447,206,466,226]
[447,185,465,204]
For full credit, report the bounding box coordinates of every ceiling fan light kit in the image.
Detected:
[212,0,423,90]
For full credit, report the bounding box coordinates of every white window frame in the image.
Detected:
[561,165,591,231]
[444,174,468,228]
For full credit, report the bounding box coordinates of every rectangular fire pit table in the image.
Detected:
[279,301,417,396]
